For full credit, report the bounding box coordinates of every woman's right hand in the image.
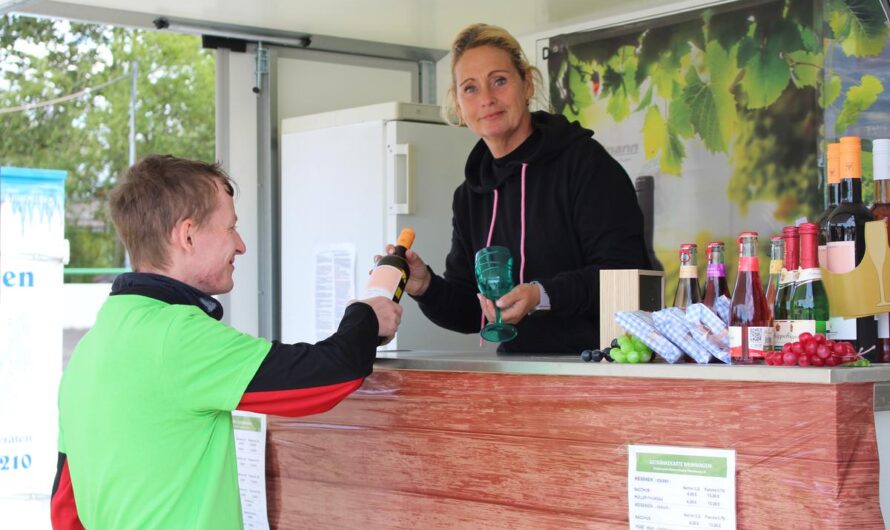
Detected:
[374,245,432,297]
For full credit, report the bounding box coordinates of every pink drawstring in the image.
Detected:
[480,163,528,345]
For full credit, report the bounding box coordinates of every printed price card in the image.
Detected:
[628,445,736,530]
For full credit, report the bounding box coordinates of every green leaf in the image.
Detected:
[822,74,842,108]
[740,34,792,109]
[642,106,667,160]
[787,50,822,88]
[635,84,653,112]
[668,97,694,138]
[682,67,736,153]
[829,0,889,57]
[835,75,884,133]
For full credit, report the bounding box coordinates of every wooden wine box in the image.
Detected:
[599,269,664,349]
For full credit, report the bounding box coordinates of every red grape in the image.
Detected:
[798,356,811,367]
[799,332,814,343]
[811,356,825,367]
[782,342,794,354]
[816,345,831,359]
[792,342,803,355]
[804,341,817,356]
[825,356,839,367]
[813,333,826,344]
[783,352,798,366]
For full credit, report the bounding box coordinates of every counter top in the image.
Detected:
[375,350,890,384]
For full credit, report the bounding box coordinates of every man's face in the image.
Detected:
[186,183,246,295]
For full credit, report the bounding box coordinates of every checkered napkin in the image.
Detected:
[684,303,731,364]
[652,307,712,364]
[713,295,731,325]
[614,310,684,364]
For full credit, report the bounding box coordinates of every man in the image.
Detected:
[50,155,401,529]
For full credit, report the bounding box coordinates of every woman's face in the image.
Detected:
[453,45,534,158]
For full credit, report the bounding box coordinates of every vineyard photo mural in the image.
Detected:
[546,0,890,303]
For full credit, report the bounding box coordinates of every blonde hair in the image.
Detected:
[109,154,236,271]
[441,23,545,126]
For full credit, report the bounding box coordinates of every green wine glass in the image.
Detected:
[475,246,518,343]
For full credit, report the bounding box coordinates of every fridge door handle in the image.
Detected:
[387,143,414,214]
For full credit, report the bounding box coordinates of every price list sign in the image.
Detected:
[628,445,736,530]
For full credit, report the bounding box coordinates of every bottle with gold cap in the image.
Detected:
[826,136,877,357]
[364,228,415,302]
[871,138,890,361]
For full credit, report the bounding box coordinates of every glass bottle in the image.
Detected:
[870,138,890,362]
[673,243,702,310]
[827,136,878,357]
[364,227,415,302]
[788,223,830,337]
[703,242,730,309]
[817,142,841,267]
[773,226,800,352]
[730,232,773,363]
[765,235,784,323]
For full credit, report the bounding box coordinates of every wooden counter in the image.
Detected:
[264,352,889,529]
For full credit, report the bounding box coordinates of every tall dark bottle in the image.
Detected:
[364,228,415,302]
[730,232,773,363]
[870,138,890,362]
[673,243,701,310]
[773,226,800,352]
[826,136,878,355]
[817,142,841,267]
[788,223,830,337]
[703,242,730,309]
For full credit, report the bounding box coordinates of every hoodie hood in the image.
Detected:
[464,111,594,193]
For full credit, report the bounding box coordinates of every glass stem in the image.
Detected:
[495,306,502,325]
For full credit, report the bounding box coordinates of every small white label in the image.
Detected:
[729,326,773,358]
[828,316,857,341]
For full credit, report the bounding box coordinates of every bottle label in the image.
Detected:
[363,264,406,300]
[828,316,857,341]
[826,241,856,273]
[769,260,784,275]
[774,320,795,351]
[679,265,698,279]
[786,319,829,337]
[738,256,759,272]
[797,268,822,282]
[878,314,889,339]
[729,326,773,359]
[706,264,726,278]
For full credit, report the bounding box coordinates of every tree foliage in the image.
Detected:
[0,15,215,278]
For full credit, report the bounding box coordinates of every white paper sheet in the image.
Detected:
[233,411,269,530]
[313,243,356,341]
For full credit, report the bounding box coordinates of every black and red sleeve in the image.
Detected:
[51,452,84,530]
[238,302,379,417]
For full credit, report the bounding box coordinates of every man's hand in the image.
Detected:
[477,283,540,325]
[373,246,432,297]
[355,296,402,345]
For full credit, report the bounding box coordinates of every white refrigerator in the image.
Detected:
[280,102,486,351]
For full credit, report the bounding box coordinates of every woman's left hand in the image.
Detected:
[477,283,541,325]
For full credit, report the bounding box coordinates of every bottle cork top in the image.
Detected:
[396,228,416,249]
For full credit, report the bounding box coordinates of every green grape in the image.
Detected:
[616,336,632,351]
[611,350,628,363]
[639,350,653,363]
[626,350,641,363]
[631,337,646,352]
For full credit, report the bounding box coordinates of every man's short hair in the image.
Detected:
[109,154,236,270]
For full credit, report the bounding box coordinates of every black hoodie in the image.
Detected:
[412,111,650,354]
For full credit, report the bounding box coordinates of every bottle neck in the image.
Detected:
[840,178,863,204]
[827,182,841,208]
[875,178,890,205]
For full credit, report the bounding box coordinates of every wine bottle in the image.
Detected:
[673,243,702,310]
[871,138,890,362]
[817,142,841,267]
[730,232,773,363]
[703,241,730,309]
[788,223,829,336]
[773,226,800,352]
[765,235,784,323]
[364,228,415,302]
[827,136,878,356]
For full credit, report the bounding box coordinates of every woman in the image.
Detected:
[390,23,650,353]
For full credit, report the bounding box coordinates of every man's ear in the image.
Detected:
[170,218,196,253]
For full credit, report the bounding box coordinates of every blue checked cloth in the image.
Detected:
[614,310,684,364]
[652,307,712,364]
[684,303,731,363]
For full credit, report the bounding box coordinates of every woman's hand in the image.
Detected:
[477,283,541,325]
[373,246,432,297]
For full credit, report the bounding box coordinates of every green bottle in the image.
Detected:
[788,222,829,335]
